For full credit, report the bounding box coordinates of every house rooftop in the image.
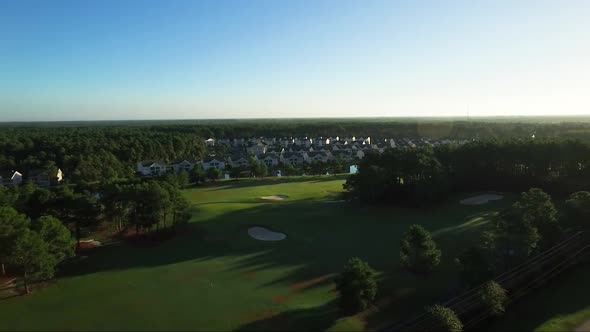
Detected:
[139,160,166,167]
[172,158,198,165]
[0,170,21,179]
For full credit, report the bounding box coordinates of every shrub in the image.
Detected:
[425,304,463,332]
[480,281,508,316]
[400,224,441,273]
[335,257,378,314]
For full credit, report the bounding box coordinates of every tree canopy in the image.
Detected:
[335,257,378,314]
[425,305,463,332]
[400,224,441,273]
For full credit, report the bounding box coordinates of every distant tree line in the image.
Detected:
[5,121,590,185]
[345,139,590,206]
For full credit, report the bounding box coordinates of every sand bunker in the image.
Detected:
[248,226,286,241]
[79,239,102,247]
[460,194,503,205]
[260,195,289,201]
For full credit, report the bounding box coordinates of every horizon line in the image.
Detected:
[3,114,590,124]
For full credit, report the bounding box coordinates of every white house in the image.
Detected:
[172,159,197,173]
[0,170,23,186]
[137,160,170,176]
[204,138,216,146]
[202,157,225,171]
[228,154,251,168]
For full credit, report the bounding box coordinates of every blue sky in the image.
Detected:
[1,0,589,121]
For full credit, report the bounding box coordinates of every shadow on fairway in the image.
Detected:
[58,195,511,329]
[235,300,339,331]
[205,174,349,191]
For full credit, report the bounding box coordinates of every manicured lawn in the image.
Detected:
[0,175,514,331]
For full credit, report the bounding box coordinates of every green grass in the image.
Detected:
[0,175,515,331]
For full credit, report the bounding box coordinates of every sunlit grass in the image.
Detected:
[0,176,514,331]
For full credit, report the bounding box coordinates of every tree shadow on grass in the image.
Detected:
[235,300,340,331]
[204,174,349,192]
[57,195,511,330]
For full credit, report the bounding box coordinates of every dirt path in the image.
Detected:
[576,320,590,331]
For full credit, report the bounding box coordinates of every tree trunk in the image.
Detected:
[23,271,30,294]
[118,218,122,231]
[1,263,5,275]
[76,222,81,249]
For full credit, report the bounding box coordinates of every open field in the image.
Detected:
[0,175,515,331]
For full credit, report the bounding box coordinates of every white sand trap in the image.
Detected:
[460,194,503,205]
[248,226,286,241]
[260,195,289,201]
[79,239,102,247]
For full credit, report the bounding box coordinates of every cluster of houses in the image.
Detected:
[0,168,64,187]
[137,136,466,176]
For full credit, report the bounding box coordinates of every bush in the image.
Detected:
[335,257,378,314]
[480,281,508,316]
[425,304,463,332]
[206,167,222,181]
[400,224,441,273]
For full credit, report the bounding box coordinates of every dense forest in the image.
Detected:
[4,119,590,186]
[345,138,590,206]
[0,127,206,183]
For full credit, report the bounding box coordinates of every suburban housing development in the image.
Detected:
[137,136,467,176]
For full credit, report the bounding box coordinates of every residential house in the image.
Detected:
[217,138,231,145]
[307,151,333,163]
[204,138,216,146]
[280,152,308,166]
[232,138,245,146]
[278,137,294,147]
[228,154,251,168]
[247,142,267,155]
[357,137,371,145]
[293,137,312,147]
[0,170,23,186]
[314,137,331,147]
[137,160,170,176]
[332,150,354,162]
[355,149,365,159]
[342,136,356,144]
[258,153,280,168]
[28,168,64,187]
[202,157,225,170]
[172,159,198,173]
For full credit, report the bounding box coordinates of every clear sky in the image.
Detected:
[1,0,589,121]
